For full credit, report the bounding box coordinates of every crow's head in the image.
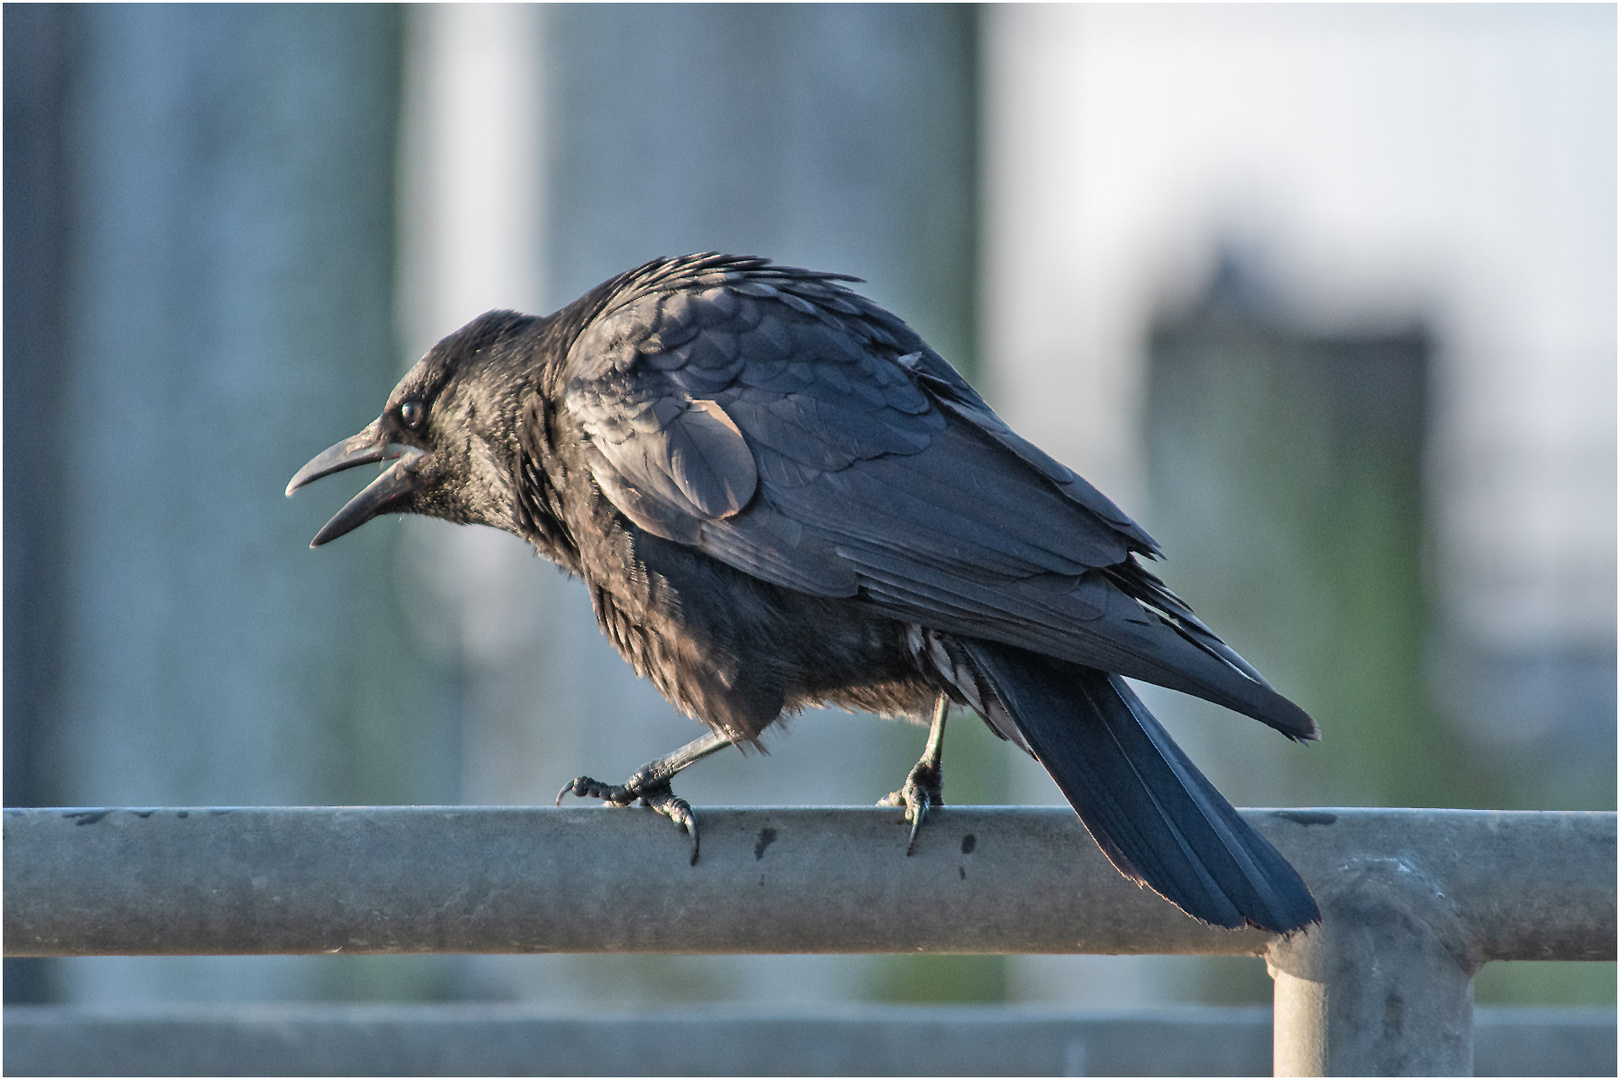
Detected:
[287,310,540,547]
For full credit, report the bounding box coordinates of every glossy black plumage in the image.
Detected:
[289,253,1321,933]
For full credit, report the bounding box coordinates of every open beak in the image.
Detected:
[286,421,428,548]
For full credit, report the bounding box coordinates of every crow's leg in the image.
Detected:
[879,694,949,855]
[556,730,733,864]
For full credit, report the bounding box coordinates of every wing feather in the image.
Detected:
[561,256,1312,738]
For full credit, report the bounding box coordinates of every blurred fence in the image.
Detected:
[6,1003,1613,1077]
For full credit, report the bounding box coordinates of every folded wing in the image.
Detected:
[563,255,1316,741]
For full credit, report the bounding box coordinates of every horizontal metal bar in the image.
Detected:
[4,806,1613,958]
[4,1004,1613,1077]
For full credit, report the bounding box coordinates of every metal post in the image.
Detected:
[1260,803,1619,1076]
[1268,861,1475,1075]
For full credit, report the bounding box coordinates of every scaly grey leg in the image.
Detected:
[557,730,734,864]
[879,694,949,855]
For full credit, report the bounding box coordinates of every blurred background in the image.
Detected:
[6,3,1613,1013]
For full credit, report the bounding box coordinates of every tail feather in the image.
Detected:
[960,637,1320,933]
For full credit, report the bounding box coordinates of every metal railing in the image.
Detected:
[5,805,1614,1075]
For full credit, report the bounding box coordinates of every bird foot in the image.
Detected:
[556,771,701,865]
[878,760,943,856]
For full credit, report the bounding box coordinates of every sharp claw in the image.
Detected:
[558,771,702,864]
[641,788,701,865]
[885,761,942,856]
[904,792,931,856]
[556,775,639,808]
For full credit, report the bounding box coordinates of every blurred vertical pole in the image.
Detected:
[3,6,70,813]
[394,4,555,818]
[29,7,457,1004]
[542,6,979,370]
[3,3,74,1006]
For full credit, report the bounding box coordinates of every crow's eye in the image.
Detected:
[399,400,425,429]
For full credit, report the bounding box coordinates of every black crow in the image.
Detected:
[288,254,1320,933]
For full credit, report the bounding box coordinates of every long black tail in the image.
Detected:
[960,637,1320,933]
